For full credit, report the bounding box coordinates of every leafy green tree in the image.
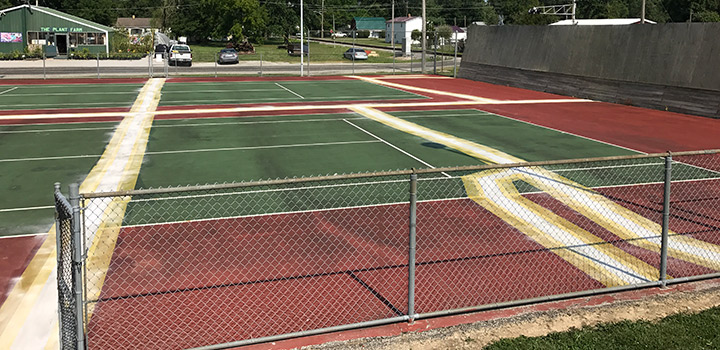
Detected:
[436,24,453,42]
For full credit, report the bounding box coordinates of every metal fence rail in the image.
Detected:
[54,149,720,349]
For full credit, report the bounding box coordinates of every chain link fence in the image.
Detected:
[54,150,720,349]
[1,30,462,79]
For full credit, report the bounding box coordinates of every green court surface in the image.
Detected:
[120,108,720,226]
[158,80,426,106]
[0,121,117,235]
[0,83,144,110]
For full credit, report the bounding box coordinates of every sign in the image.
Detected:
[39,27,84,33]
[0,33,23,43]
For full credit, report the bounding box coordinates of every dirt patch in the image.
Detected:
[300,281,720,350]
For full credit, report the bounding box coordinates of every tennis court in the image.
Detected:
[1,75,719,350]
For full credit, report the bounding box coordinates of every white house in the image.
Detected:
[385,16,423,46]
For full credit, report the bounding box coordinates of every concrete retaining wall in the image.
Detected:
[459,23,720,118]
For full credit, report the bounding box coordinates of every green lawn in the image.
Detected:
[484,306,720,350]
[187,39,397,63]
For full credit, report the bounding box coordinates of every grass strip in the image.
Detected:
[484,306,720,350]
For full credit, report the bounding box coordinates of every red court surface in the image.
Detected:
[2,75,719,349]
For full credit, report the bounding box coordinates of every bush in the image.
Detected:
[357,30,370,38]
[0,50,24,60]
[379,30,386,38]
[69,48,93,59]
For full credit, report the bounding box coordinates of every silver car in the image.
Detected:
[217,48,239,64]
[344,48,368,60]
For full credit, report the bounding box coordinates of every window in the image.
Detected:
[27,32,47,45]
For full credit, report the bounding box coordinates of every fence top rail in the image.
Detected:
[80,149,719,198]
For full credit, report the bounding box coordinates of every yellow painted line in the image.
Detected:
[0,98,593,122]
[350,106,660,286]
[0,78,164,349]
[45,78,165,349]
[0,226,56,349]
[534,172,720,271]
[463,171,658,286]
[349,105,524,164]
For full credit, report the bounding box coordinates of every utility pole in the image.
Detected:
[421,0,426,74]
[392,0,395,73]
[321,0,324,38]
[300,0,304,76]
[641,0,646,23]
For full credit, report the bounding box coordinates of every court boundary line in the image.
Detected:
[121,196,468,230]
[144,140,381,156]
[0,205,54,213]
[343,118,451,178]
[0,232,49,239]
[0,154,101,163]
[275,83,305,99]
[0,87,18,95]
[0,98,592,121]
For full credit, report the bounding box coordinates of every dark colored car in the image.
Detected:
[287,43,309,56]
[218,48,239,64]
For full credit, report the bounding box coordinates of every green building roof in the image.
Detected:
[353,17,386,31]
[31,6,115,33]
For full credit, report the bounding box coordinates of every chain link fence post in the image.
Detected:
[43,52,46,80]
[96,53,100,79]
[214,52,218,78]
[659,152,672,287]
[259,53,263,76]
[433,32,437,75]
[453,32,459,78]
[69,183,85,350]
[408,172,417,323]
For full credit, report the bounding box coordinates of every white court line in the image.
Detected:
[0,87,18,95]
[123,196,468,229]
[2,101,129,108]
[129,175,455,204]
[162,88,281,94]
[0,99,592,121]
[145,140,380,156]
[0,205,54,213]
[0,154,100,163]
[0,232,49,239]
[343,118,452,178]
[0,126,115,134]
[275,83,305,99]
[159,94,419,105]
[4,91,139,97]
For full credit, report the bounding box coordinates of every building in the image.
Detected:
[550,18,657,25]
[385,16,423,45]
[115,16,155,44]
[450,25,466,43]
[352,17,386,38]
[0,4,113,56]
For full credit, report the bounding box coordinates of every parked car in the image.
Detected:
[168,44,192,66]
[332,32,347,38]
[288,43,309,56]
[217,48,239,64]
[343,48,368,60]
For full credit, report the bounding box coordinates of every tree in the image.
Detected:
[436,24,453,43]
[411,29,422,42]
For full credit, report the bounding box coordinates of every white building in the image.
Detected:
[385,16,423,46]
[550,18,657,25]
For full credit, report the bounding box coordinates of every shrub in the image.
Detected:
[379,30,386,38]
[357,30,370,38]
